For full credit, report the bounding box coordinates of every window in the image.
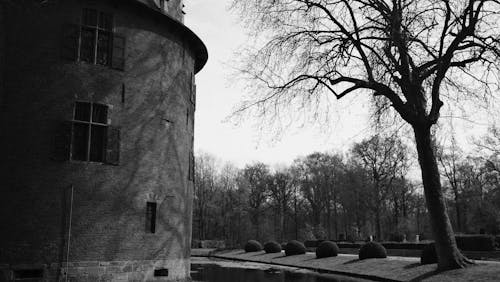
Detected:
[81,8,113,65]
[72,102,108,162]
[52,102,120,165]
[61,8,125,70]
[146,202,157,233]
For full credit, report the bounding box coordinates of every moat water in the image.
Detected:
[190,258,371,282]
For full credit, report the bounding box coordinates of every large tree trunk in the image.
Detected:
[413,125,471,270]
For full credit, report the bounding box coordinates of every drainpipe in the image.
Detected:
[65,185,74,282]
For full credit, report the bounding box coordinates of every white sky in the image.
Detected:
[184,0,497,169]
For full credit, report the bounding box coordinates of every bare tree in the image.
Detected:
[231,0,500,269]
[437,137,466,232]
[352,135,409,240]
[241,163,271,240]
[268,169,294,241]
[193,153,219,240]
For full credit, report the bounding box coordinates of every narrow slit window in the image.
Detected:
[146,202,157,233]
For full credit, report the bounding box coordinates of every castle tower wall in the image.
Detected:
[0,2,4,108]
[0,0,206,281]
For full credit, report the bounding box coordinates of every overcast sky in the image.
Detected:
[184,0,496,169]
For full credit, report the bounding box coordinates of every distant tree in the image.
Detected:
[231,0,500,269]
[388,176,416,238]
[193,153,219,240]
[337,159,372,240]
[241,163,271,240]
[292,152,336,236]
[217,164,240,242]
[437,138,466,232]
[352,135,409,240]
[268,169,294,241]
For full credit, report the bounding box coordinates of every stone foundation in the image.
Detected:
[0,259,190,282]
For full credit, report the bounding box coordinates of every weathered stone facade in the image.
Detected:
[0,2,4,108]
[0,0,207,281]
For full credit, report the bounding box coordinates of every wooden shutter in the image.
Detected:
[61,24,80,61]
[105,126,120,165]
[52,121,72,161]
[111,34,126,70]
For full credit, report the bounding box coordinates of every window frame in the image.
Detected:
[75,8,115,67]
[70,101,110,163]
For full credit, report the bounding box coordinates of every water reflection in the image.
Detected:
[191,263,368,282]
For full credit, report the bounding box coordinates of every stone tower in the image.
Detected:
[0,0,207,281]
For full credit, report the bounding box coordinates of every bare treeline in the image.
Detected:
[192,127,500,247]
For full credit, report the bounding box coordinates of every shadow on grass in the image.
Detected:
[409,270,440,282]
[301,256,320,262]
[403,262,422,269]
[343,258,361,265]
[249,252,268,257]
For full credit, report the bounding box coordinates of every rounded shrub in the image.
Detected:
[285,240,306,256]
[264,241,282,253]
[316,241,339,258]
[244,240,263,252]
[358,242,387,260]
[420,243,437,265]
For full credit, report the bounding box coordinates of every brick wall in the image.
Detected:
[0,2,4,108]
[0,0,203,281]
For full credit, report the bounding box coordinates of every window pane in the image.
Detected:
[72,123,89,161]
[80,28,96,63]
[92,104,108,123]
[97,31,111,66]
[99,12,113,31]
[83,8,98,27]
[89,125,106,162]
[80,27,96,63]
[74,102,91,121]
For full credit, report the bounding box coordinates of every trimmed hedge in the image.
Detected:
[420,243,437,265]
[264,241,282,253]
[316,241,339,258]
[455,235,495,251]
[359,242,387,260]
[285,240,306,256]
[244,240,263,252]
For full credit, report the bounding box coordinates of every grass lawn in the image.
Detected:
[210,249,500,282]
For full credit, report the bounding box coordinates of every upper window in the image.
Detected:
[81,9,113,65]
[61,8,125,70]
